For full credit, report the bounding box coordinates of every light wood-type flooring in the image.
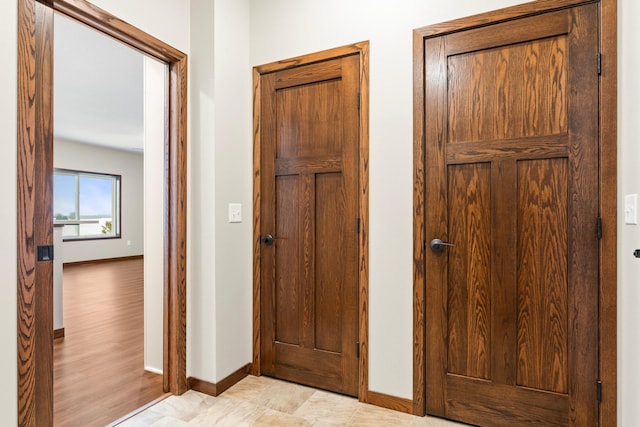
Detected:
[54,258,164,427]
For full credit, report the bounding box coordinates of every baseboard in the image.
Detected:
[54,328,65,339]
[144,366,163,375]
[366,390,414,415]
[189,363,252,397]
[63,254,143,266]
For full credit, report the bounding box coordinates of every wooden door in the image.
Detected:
[259,54,360,396]
[424,4,599,426]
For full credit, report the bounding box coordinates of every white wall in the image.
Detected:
[143,56,167,373]
[189,0,217,383]
[188,0,253,384]
[250,0,523,399]
[54,139,144,263]
[619,1,640,425]
[0,0,18,424]
[213,0,253,382]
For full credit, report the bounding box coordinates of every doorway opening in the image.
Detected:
[17,0,188,425]
[51,11,168,424]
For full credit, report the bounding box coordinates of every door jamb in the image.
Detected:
[252,41,370,401]
[412,0,617,424]
[17,0,189,425]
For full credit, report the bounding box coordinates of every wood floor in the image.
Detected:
[54,258,164,427]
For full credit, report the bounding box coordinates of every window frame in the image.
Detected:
[53,168,122,241]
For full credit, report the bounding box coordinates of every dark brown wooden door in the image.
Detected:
[424,5,599,426]
[260,54,360,396]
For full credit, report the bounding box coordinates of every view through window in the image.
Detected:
[54,169,121,240]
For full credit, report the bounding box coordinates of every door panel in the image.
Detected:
[425,4,599,426]
[517,158,569,394]
[260,54,360,396]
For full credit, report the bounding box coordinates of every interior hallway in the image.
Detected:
[54,258,164,426]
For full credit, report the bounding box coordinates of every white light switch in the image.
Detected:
[228,203,242,223]
[625,194,638,225]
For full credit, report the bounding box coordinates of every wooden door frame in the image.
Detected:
[252,42,370,401]
[412,0,617,424]
[17,0,188,425]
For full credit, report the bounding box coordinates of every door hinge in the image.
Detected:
[356,342,360,358]
[597,216,603,240]
[597,380,602,403]
[356,218,361,234]
[598,53,602,75]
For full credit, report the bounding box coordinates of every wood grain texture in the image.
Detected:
[52,0,186,61]
[447,163,492,380]
[413,0,598,38]
[17,1,54,425]
[165,53,189,395]
[423,35,449,418]
[411,28,426,417]
[415,2,602,425]
[253,42,370,402]
[356,42,370,405]
[516,159,569,394]
[263,54,359,396]
[315,173,346,353]
[54,259,164,427]
[188,364,252,397]
[18,1,189,424]
[565,5,600,425]
[366,391,414,415]
[599,0,618,425]
[252,67,264,377]
[447,36,567,143]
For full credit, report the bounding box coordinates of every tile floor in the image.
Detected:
[117,375,469,426]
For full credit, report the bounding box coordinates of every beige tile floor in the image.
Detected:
[117,375,469,426]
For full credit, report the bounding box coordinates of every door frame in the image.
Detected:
[17,0,188,425]
[412,0,617,424]
[252,42,370,401]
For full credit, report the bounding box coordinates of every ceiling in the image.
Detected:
[54,13,145,152]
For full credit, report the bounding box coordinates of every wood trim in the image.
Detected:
[412,25,427,418]
[366,391,414,415]
[188,364,252,397]
[17,0,54,424]
[17,0,188,424]
[412,0,617,425]
[188,377,217,397]
[252,41,370,400]
[599,0,617,425]
[413,0,599,38]
[63,255,144,266]
[164,52,189,396]
[252,66,262,377]
[52,0,185,62]
[356,41,370,404]
[53,328,65,339]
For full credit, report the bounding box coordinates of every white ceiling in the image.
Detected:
[54,13,145,152]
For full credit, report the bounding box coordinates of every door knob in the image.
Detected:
[430,238,455,252]
[261,234,276,245]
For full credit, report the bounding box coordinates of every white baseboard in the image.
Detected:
[144,366,163,375]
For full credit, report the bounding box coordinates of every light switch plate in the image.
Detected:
[625,194,638,225]
[228,203,242,223]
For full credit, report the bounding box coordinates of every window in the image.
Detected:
[54,169,121,240]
